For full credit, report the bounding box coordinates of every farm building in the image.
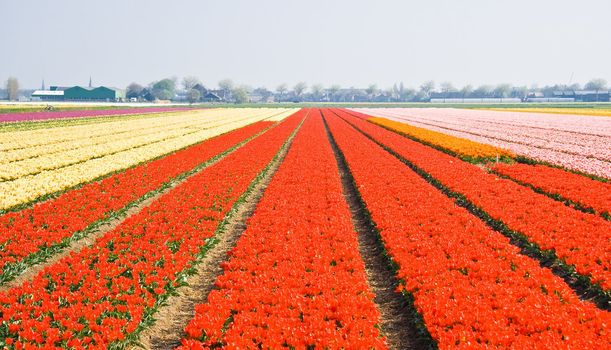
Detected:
[30,89,65,101]
[202,91,223,102]
[31,85,125,102]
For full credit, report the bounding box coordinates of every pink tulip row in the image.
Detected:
[354,108,611,179]
[0,107,193,123]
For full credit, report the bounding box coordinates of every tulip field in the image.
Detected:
[0,106,609,349]
[355,108,611,178]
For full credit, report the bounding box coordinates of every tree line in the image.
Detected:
[125,77,609,103]
[2,76,609,103]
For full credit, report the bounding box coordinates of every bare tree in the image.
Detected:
[568,83,581,91]
[365,84,378,99]
[293,82,307,100]
[310,84,324,101]
[6,77,19,101]
[460,84,473,99]
[419,80,435,98]
[400,87,416,101]
[276,84,288,101]
[440,82,456,98]
[328,84,341,102]
[494,84,512,98]
[218,79,234,101]
[474,84,494,98]
[182,76,201,91]
[253,87,272,102]
[512,86,529,100]
[186,89,201,104]
[585,78,608,101]
[584,78,607,91]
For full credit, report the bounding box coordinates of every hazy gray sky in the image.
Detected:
[1,0,610,90]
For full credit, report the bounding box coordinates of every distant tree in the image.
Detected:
[540,84,565,97]
[392,83,399,99]
[584,78,607,91]
[585,79,608,102]
[460,84,473,99]
[6,77,19,101]
[473,84,494,98]
[310,84,324,101]
[494,84,512,98]
[414,90,429,102]
[384,87,395,102]
[152,79,176,100]
[187,89,201,104]
[440,82,456,98]
[293,82,307,100]
[328,84,341,102]
[419,81,435,99]
[218,79,234,101]
[253,87,272,102]
[400,87,416,101]
[276,84,288,102]
[365,84,378,99]
[182,76,201,91]
[512,86,529,99]
[568,83,581,91]
[126,83,144,99]
[232,86,249,104]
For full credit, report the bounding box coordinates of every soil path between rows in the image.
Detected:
[132,117,305,349]
[323,112,434,350]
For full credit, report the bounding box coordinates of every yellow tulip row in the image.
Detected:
[1,109,250,151]
[0,114,214,163]
[0,108,297,210]
[0,110,278,179]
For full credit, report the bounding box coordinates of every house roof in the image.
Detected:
[575,90,609,95]
[32,90,64,96]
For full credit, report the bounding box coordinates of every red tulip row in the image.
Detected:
[0,112,304,349]
[491,162,611,217]
[337,109,611,290]
[178,111,386,349]
[0,120,275,284]
[323,110,611,349]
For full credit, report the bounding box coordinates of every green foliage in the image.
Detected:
[152,79,176,100]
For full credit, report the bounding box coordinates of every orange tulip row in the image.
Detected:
[338,109,611,290]
[324,109,610,349]
[0,121,274,285]
[0,112,304,349]
[179,110,386,349]
[492,162,611,217]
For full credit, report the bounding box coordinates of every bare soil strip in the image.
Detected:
[0,125,274,292]
[323,115,436,350]
[132,116,306,350]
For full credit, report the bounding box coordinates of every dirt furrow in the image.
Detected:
[132,115,306,349]
[323,113,435,350]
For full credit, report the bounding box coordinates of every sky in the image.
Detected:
[1,0,610,90]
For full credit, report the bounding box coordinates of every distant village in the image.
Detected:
[3,77,610,103]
